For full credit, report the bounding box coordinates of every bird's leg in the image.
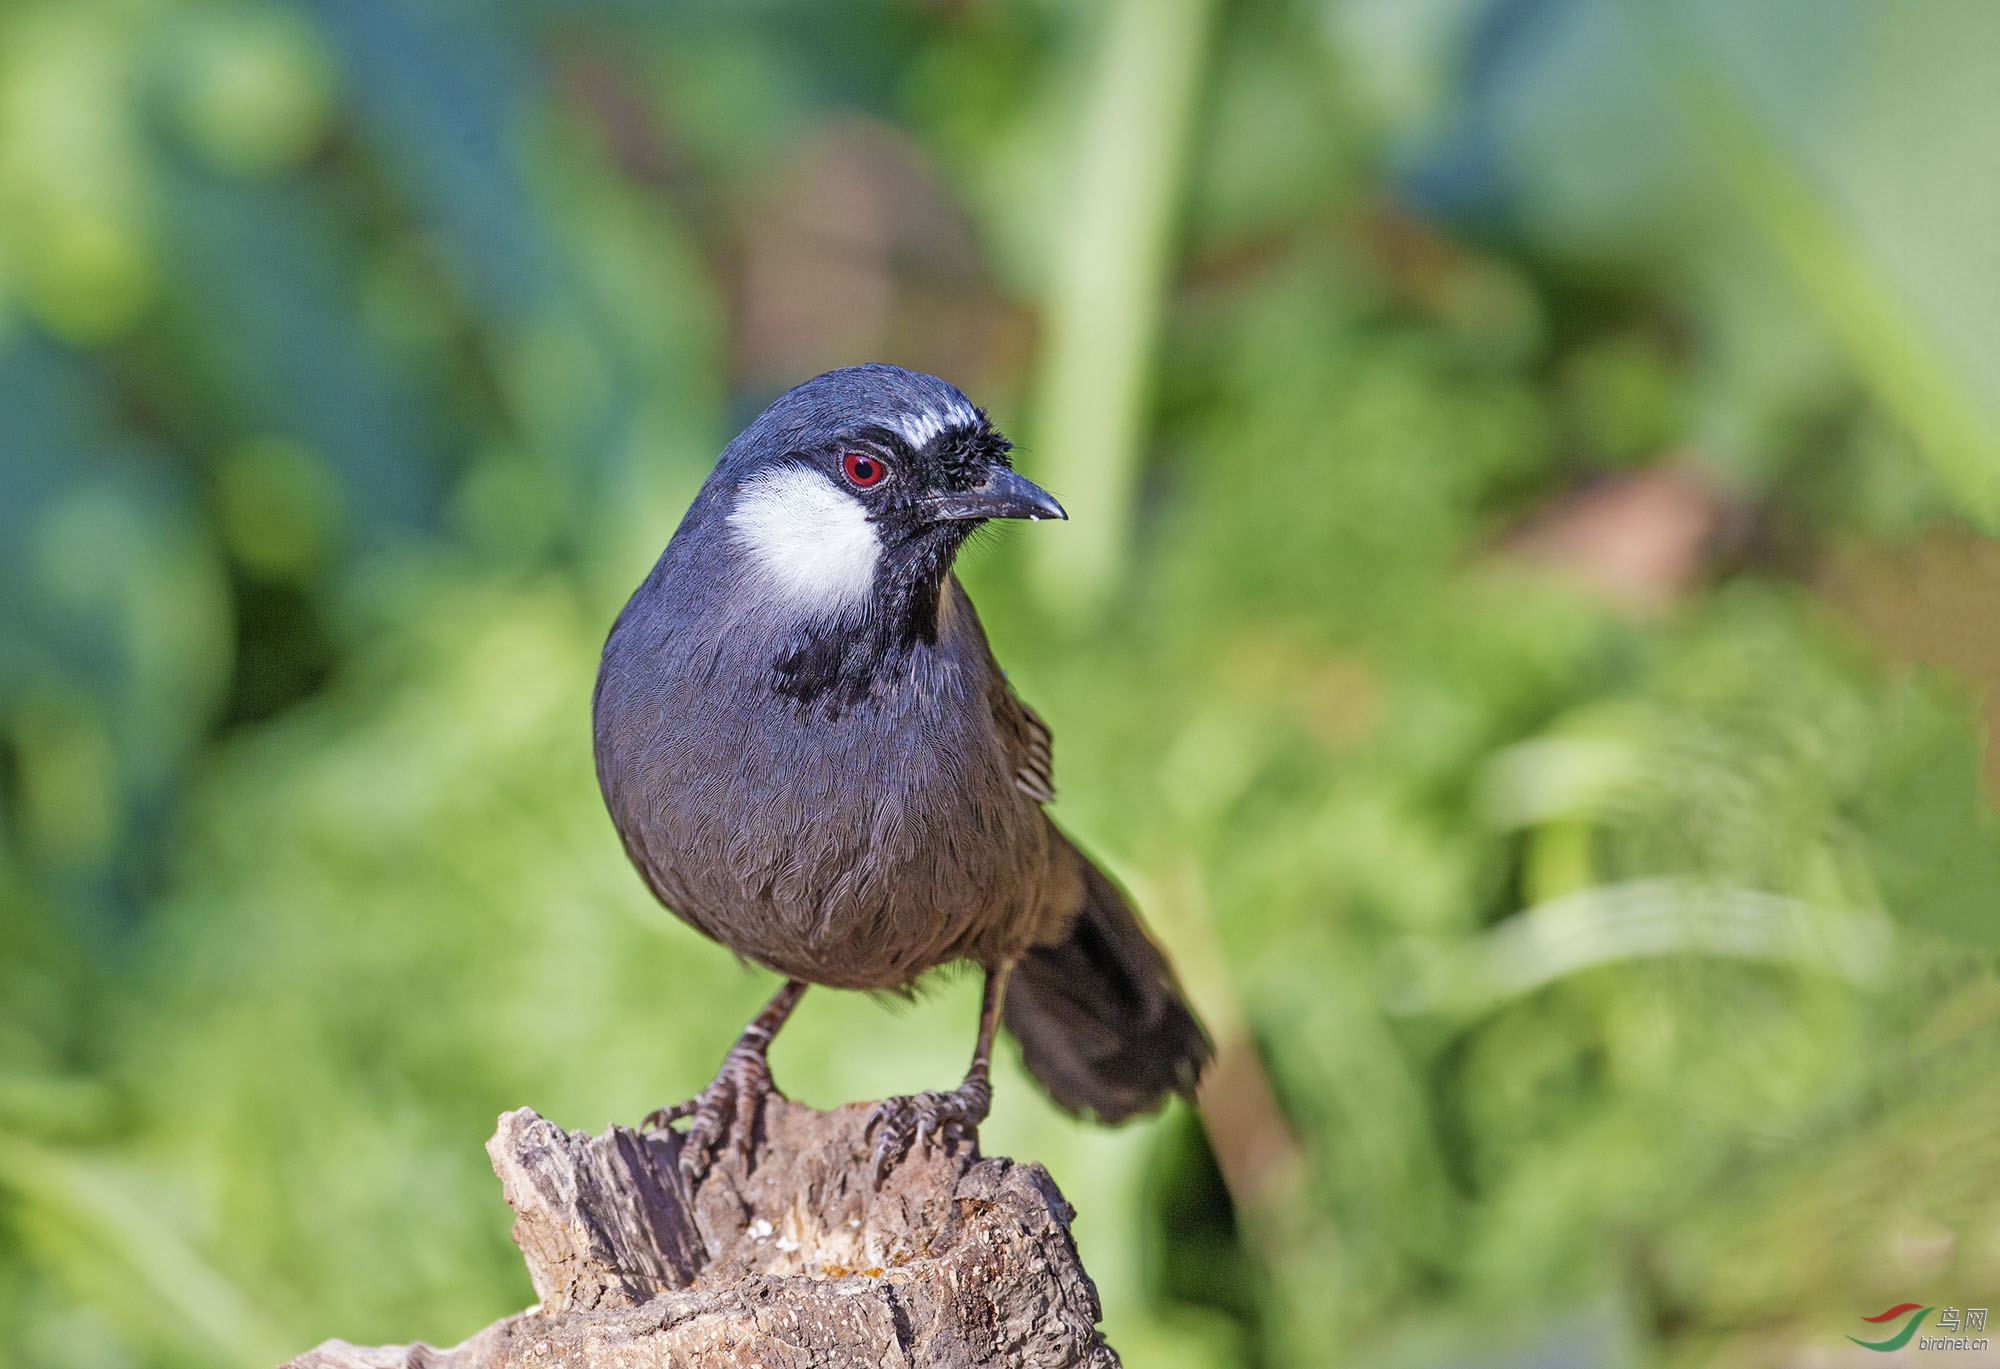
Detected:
[644,978,806,1181]
[868,962,1012,1185]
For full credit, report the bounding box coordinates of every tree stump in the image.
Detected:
[282,1098,1120,1368]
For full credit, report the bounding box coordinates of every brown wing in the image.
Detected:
[994,678,1056,805]
[949,572,1055,805]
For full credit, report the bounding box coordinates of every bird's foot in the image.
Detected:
[642,1044,778,1183]
[865,1073,992,1187]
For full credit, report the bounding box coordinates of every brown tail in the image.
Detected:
[1003,835,1211,1123]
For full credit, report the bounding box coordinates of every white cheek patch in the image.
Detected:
[893,399,979,451]
[728,465,882,613]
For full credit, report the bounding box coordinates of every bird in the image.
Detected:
[592,363,1210,1181]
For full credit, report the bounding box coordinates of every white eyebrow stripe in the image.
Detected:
[891,400,979,450]
[894,410,946,448]
[728,465,881,613]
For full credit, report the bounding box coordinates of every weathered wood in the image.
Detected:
[282,1098,1119,1368]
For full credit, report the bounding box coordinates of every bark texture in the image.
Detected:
[282,1098,1119,1368]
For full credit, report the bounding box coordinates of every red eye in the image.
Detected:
[842,452,887,488]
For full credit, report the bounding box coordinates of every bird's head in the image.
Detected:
[717,364,1063,629]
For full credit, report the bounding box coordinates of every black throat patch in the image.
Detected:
[768,522,972,713]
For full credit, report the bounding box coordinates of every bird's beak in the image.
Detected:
[927,468,1068,522]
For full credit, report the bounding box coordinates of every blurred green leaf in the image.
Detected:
[1862,673,2000,950]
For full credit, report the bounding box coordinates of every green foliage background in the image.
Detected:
[3,1,2000,1366]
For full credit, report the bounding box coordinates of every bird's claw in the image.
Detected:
[865,1076,992,1187]
[638,1098,697,1131]
[642,1045,778,1183]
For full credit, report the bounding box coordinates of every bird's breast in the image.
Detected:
[597,605,1047,988]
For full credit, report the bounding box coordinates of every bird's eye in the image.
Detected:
[842,452,887,488]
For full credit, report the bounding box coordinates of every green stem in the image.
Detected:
[1027,0,1217,612]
